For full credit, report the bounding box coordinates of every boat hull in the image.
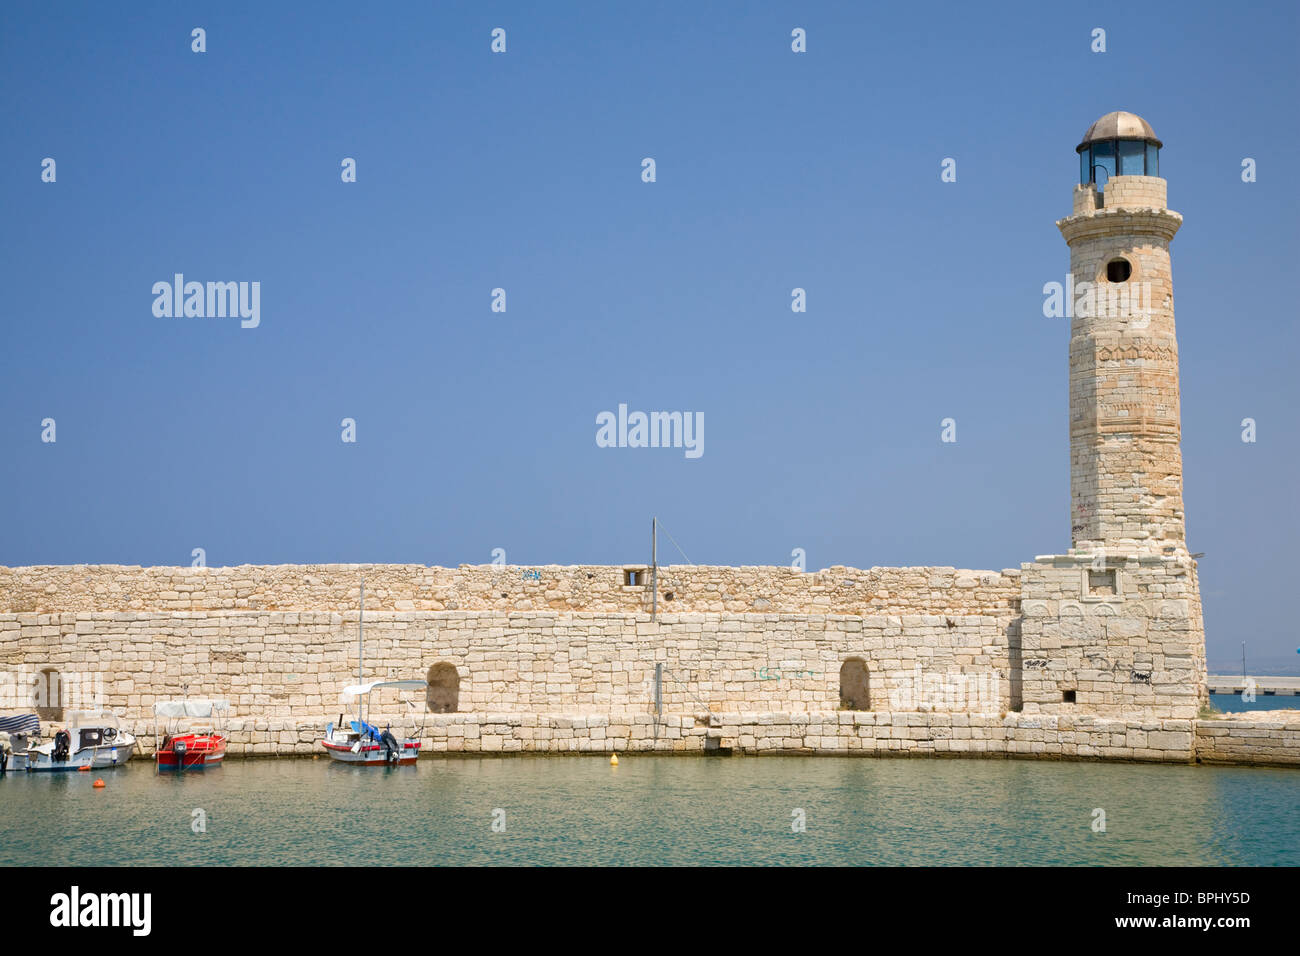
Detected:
[321,738,420,766]
[24,738,136,772]
[156,734,227,770]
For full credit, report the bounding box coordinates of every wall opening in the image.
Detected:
[839,658,870,711]
[1062,689,1077,704]
[426,662,460,713]
[35,668,62,721]
[1105,258,1132,283]
[1087,569,1117,597]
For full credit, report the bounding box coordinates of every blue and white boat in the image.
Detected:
[321,681,426,765]
[318,579,425,766]
[18,710,136,772]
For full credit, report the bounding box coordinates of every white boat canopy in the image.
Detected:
[153,699,231,718]
[340,680,427,700]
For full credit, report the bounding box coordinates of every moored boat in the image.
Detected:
[154,699,230,770]
[19,710,136,772]
[321,680,426,766]
[318,579,427,766]
[0,714,41,773]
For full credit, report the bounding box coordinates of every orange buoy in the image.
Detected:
[93,778,105,788]
[78,766,90,772]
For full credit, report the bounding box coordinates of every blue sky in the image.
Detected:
[2,2,1297,670]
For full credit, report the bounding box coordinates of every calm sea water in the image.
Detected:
[1210,693,1300,713]
[1,755,1296,866]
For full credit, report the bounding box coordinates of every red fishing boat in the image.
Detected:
[154,699,230,770]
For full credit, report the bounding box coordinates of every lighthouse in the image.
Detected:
[1013,113,1208,721]
[1058,111,1186,557]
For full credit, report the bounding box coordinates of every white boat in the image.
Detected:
[19,710,136,772]
[321,680,427,766]
[318,579,427,766]
[0,714,40,773]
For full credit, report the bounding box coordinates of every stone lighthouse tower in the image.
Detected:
[1058,111,1185,556]
[1015,113,1207,721]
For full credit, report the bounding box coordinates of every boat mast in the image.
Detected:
[359,578,365,724]
[651,517,658,622]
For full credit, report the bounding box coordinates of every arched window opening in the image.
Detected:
[36,668,63,721]
[839,658,870,711]
[426,662,461,713]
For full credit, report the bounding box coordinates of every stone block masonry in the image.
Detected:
[0,598,1020,720]
[9,557,1286,766]
[0,563,1022,616]
[129,712,1201,763]
[1193,712,1300,767]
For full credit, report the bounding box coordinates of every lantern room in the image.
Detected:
[1077,110,1161,186]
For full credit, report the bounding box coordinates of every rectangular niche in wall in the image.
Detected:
[1081,566,1123,602]
[1089,569,1116,595]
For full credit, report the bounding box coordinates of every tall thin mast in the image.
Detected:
[359,579,365,725]
[651,517,658,621]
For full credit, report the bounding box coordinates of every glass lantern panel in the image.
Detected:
[1146,143,1159,177]
[1091,141,1116,185]
[1119,140,1145,176]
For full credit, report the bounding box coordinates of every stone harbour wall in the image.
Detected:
[1193,712,1300,767]
[0,563,1021,616]
[132,711,1201,764]
[0,609,1018,722]
[1,561,1288,768]
[120,711,1299,768]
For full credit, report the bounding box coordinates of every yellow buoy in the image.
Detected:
[610,754,619,766]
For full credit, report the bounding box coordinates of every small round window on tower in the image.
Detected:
[1106,258,1132,283]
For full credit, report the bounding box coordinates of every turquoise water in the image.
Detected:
[1,756,1295,866]
[1211,692,1300,713]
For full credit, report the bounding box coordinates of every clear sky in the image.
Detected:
[2,2,1297,671]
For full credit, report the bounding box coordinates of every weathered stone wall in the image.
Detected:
[1099,175,1168,212]
[0,564,1021,616]
[0,608,1017,724]
[1,560,1289,767]
[0,558,1213,733]
[1018,553,1206,719]
[1194,712,1300,767]
[118,709,1300,768]
[129,711,1200,764]
[0,549,1234,763]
